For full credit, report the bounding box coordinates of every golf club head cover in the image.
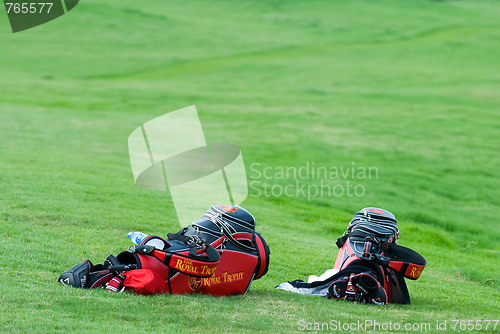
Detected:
[58,260,114,289]
[105,274,126,293]
[327,272,388,305]
[328,275,350,300]
[351,272,380,296]
[351,272,388,305]
[58,260,91,288]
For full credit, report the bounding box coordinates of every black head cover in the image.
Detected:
[58,260,91,288]
[58,260,114,289]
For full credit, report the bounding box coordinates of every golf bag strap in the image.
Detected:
[167,230,221,258]
[373,244,426,280]
[135,245,219,278]
[168,227,255,253]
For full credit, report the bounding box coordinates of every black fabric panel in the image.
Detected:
[388,269,411,304]
[389,244,426,265]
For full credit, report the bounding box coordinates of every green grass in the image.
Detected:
[1,0,499,333]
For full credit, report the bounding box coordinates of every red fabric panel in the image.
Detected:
[123,269,166,295]
[404,263,425,279]
[388,261,403,272]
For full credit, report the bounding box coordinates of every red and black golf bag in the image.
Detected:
[276,207,426,305]
[59,205,270,296]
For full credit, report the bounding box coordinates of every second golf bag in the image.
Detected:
[59,205,270,296]
[276,207,426,304]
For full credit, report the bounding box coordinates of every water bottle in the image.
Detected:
[127,231,165,249]
[128,231,148,245]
